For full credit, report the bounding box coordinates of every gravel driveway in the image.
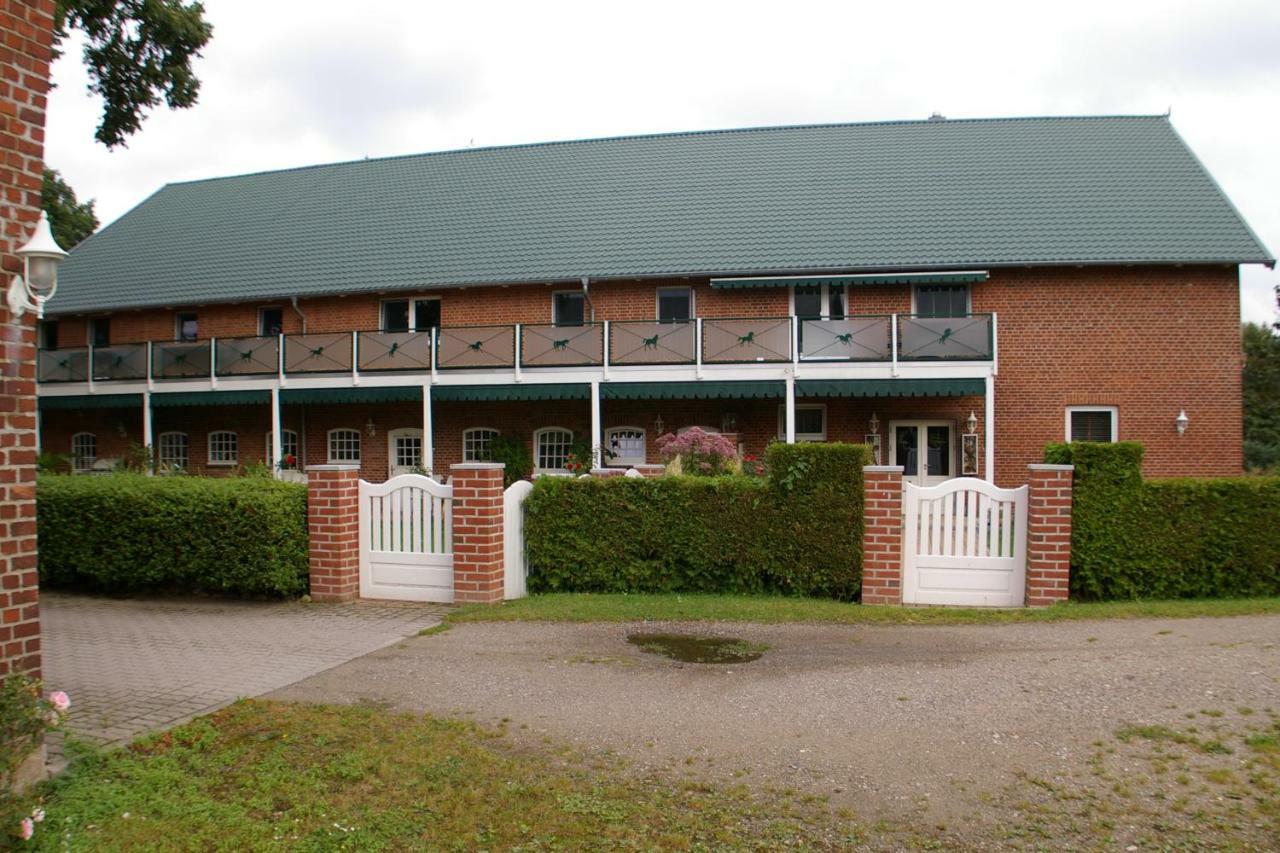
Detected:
[269,614,1280,825]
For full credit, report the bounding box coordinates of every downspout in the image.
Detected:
[581,276,596,323]
[290,296,308,333]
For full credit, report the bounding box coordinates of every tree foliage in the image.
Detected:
[1244,320,1280,471]
[41,168,98,248]
[55,0,213,149]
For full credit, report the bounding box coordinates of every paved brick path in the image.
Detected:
[43,593,447,753]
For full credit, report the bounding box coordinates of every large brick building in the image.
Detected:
[35,116,1273,487]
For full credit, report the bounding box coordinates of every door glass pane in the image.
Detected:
[793,284,822,318]
[828,287,845,320]
[553,293,584,326]
[657,289,691,322]
[395,436,422,468]
[90,318,110,347]
[382,300,409,332]
[895,426,918,477]
[414,300,441,331]
[259,308,283,336]
[926,426,950,477]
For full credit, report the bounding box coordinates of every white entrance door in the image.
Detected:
[358,473,453,602]
[387,428,423,478]
[889,420,954,486]
[902,478,1028,607]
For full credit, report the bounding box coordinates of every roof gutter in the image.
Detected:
[581,276,596,322]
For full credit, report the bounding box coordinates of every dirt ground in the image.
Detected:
[269,614,1280,844]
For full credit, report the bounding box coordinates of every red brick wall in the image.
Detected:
[0,0,53,679]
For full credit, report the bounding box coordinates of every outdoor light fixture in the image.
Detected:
[720,412,737,433]
[365,417,377,437]
[1175,410,1189,436]
[6,212,68,319]
[966,410,978,434]
[653,413,665,434]
[868,412,879,435]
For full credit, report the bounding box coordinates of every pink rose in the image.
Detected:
[19,818,33,840]
[49,691,69,712]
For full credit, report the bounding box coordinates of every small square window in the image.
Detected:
[414,299,441,331]
[176,313,198,342]
[259,308,284,337]
[553,292,585,326]
[657,288,692,322]
[327,429,361,463]
[463,428,498,462]
[1066,407,1117,443]
[207,431,239,465]
[381,300,410,332]
[778,405,827,442]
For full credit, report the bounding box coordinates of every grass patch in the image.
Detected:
[31,700,857,851]
[443,593,1280,627]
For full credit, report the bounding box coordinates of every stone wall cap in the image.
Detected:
[450,462,506,471]
[1028,463,1075,472]
[863,465,905,473]
[305,464,361,472]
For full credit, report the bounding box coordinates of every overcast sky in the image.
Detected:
[44,0,1279,324]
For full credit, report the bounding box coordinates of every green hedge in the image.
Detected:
[524,443,868,598]
[1043,442,1280,600]
[38,474,309,597]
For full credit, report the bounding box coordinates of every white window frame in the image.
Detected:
[71,432,97,473]
[264,429,300,465]
[655,286,694,322]
[258,306,285,337]
[207,431,239,466]
[379,297,442,333]
[789,283,849,319]
[551,290,586,326]
[157,431,189,470]
[605,426,646,467]
[776,404,827,442]
[534,427,573,473]
[1065,406,1119,443]
[910,283,972,317]
[327,428,362,463]
[463,427,499,462]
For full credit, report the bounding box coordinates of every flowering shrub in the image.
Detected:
[0,676,67,844]
[655,428,738,476]
[740,453,765,477]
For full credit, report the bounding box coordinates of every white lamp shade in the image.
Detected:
[16,212,67,300]
[25,256,57,296]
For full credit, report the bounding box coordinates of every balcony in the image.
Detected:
[36,314,994,384]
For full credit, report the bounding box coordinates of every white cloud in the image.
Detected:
[43,0,1280,324]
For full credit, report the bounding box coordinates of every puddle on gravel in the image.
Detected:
[626,633,767,664]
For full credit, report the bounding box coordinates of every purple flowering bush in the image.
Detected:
[655,428,739,476]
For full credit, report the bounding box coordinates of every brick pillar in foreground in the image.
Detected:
[450,463,505,604]
[861,466,904,605]
[307,465,361,602]
[1026,463,1074,606]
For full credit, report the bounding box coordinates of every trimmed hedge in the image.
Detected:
[524,442,869,598]
[38,474,309,597]
[1044,442,1280,600]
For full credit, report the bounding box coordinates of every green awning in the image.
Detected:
[431,383,588,402]
[280,386,422,405]
[38,393,142,411]
[710,271,989,289]
[151,390,271,407]
[797,378,985,398]
[602,381,785,400]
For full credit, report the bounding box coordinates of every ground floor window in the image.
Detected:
[264,429,300,466]
[71,433,97,472]
[1066,406,1118,442]
[776,405,827,441]
[207,431,239,466]
[463,427,498,462]
[605,427,646,466]
[390,430,422,471]
[157,432,189,470]
[534,427,573,472]
[327,428,361,463]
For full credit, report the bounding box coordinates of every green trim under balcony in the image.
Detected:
[431,384,588,402]
[280,387,422,405]
[38,393,143,410]
[151,390,272,407]
[601,381,786,400]
[796,378,986,398]
[710,271,990,289]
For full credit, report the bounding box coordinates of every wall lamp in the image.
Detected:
[1175,410,1189,436]
[6,212,67,319]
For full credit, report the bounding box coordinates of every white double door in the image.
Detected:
[889,420,954,487]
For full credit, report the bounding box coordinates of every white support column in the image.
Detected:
[984,373,996,483]
[142,391,154,475]
[270,385,282,480]
[890,314,899,377]
[146,341,154,390]
[601,320,610,381]
[791,315,800,367]
[351,330,360,385]
[277,333,286,386]
[209,337,217,388]
[514,324,522,383]
[784,375,796,444]
[590,380,602,467]
[695,318,704,379]
[990,311,999,376]
[430,327,438,385]
[423,383,434,475]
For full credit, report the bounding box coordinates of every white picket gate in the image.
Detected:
[902,478,1028,607]
[358,473,454,602]
[503,480,534,599]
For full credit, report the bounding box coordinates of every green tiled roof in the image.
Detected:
[52,115,1273,314]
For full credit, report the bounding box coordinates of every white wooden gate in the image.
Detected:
[358,474,453,602]
[503,480,534,600]
[903,478,1028,607]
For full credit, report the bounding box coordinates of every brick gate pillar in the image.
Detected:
[450,463,506,604]
[1025,463,1074,606]
[306,465,361,602]
[861,466,904,605]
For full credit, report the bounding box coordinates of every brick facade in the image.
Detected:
[448,463,505,604]
[860,466,904,605]
[1025,464,1074,607]
[306,465,361,602]
[0,0,54,679]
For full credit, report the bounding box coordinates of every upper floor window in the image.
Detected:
[175,312,198,342]
[37,320,58,350]
[792,283,846,320]
[913,284,969,318]
[534,427,573,472]
[71,433,97,473]
[777,405,827,442]
[1066,406,1118,443]
[157,432,189,470]
[656,287,692,322]
[265,429,300,465]
[259,307,284,337]
[463,427,498,462]
[605,427,646,466]
[207,431,239,466]
[327,428,361,463]
[381,298,441,333]
[552,292,584,326]
[89,317,110,347]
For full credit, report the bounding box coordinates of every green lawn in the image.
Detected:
[445,592,1280,627]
